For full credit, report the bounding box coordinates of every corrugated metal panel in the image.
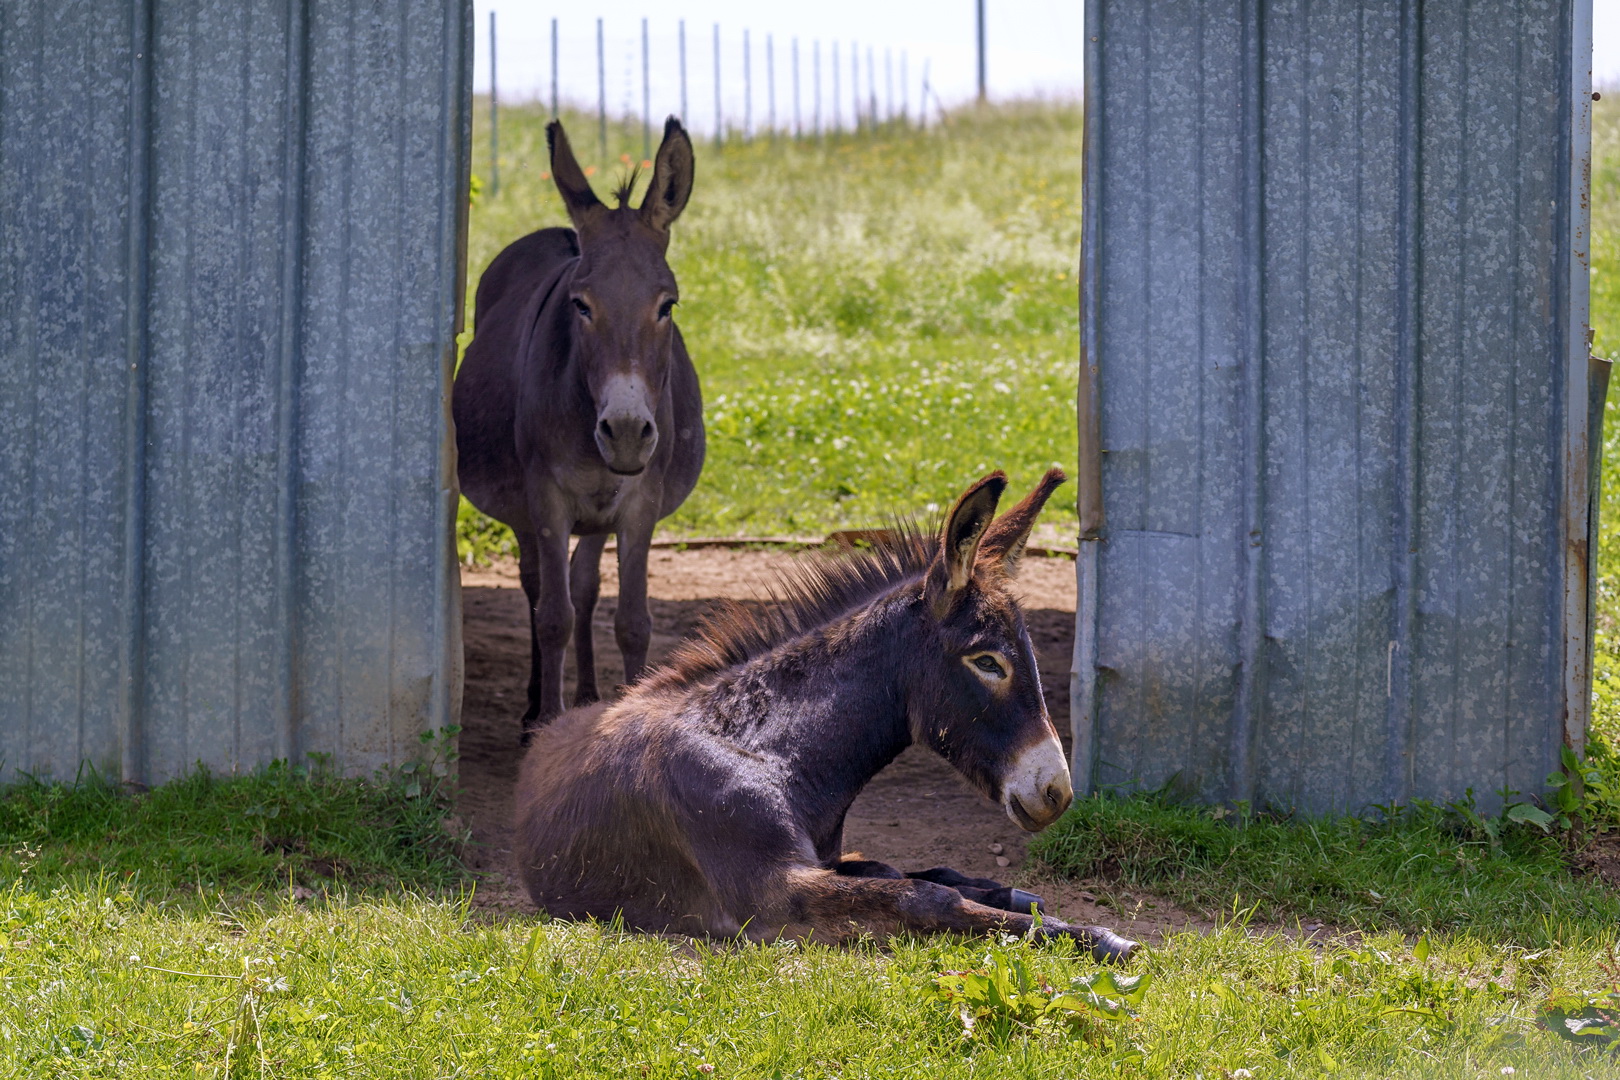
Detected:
[0,0,471,784]
[1075,0,1594,815]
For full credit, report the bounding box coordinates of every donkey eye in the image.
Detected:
[657,298,676,321]
[571,298,593,320]
[969,653,1006,677]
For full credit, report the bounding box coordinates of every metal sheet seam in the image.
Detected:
[1072,0,1104,788]
[1229,0,1265,806]
[1384,0,1423,808]
[430,0,474,743]
[1564,0,1594,754]
[119,0,156,783]
[272,0,312,767]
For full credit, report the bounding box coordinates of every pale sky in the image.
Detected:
[475,1,1620,135]
[1599,0,1620,89]
[475,0,1081,136]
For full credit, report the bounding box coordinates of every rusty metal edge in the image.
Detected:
[1072,0,1104,792]
[1563,0,1595,759]
[437,0,475,765]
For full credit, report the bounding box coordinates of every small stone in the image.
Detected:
[1078,891,1098,902]
[995,855,1010,868]
[988,842,1005,855]
[290,886,315,901]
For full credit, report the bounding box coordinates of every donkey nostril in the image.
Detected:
[1044,782,1065,806]
[640,421,654,440]
[598,418,614,439]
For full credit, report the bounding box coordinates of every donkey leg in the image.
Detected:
[837,860,1046,919]
[833,857,905,880]
[520,514,575,743]
[612,514,657,685]
[768,869,1136,962]
[569,534,608,706]
[517,533,544,730]
[906,867,1047,916]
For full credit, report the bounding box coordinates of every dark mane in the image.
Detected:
[613,165,644,208]
[644,526,937,691]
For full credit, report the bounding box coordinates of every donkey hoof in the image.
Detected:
[1078,925,1138,964]
[982,887,1045,915]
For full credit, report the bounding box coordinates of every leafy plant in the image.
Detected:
[457,495,517,566]
[930,941,1150,1043]
[1541,947,1620,1056]
[1545,745,1620,836]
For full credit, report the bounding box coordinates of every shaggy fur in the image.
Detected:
[513,470,1138,961]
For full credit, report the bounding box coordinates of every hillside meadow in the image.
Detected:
[2,100,1620,1077]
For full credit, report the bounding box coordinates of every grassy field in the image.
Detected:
[2,782,1618,1078]
[1588,96,1620,759]
[6,101,1620,1077]
[457,101,1081,558]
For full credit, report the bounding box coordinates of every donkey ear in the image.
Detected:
[547,120,604,228]
[927,472,1007,617]
[640,117,694,232]
[979,468,1067,578]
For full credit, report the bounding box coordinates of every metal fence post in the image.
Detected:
[679,20,687,125]
[743,29,751,141]
[867,47,876,126]
[885,48,892,124]
[831,41,839,134]
[850,41,858,131]
[767,34,775,139]
[642,18,650,161]
[901,51,908,126]
[713,23,722,147]
[550,17,558,119]
[814,41,821,137]
[489,10,498,196]
[792,37,800,137]
[975,0,986,103]
[596,17,606,161]
[921,59,931,128]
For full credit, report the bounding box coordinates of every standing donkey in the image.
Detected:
[455,118,703,743]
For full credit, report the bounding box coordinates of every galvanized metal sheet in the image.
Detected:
[0,0,471,784]
[1075,0,1593,815]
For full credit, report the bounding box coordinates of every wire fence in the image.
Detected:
[485,13,944,166]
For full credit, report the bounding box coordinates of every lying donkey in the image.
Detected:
[515,469,1137,961]
[455,117,703,743]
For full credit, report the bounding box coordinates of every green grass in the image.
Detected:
[1590,95,1620,767]
[6,99,1620,1077]
[457,102,1080,558]
[0,760,462,896]
[3,888,1618,1078]
[1029,792,1620,944]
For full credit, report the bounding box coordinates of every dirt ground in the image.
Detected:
[456,545,1216,940]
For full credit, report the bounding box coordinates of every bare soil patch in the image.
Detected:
[456,545,1212,938]
[1574,833,1620,891]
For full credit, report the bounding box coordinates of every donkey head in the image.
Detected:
[909,469,1073,832]
[548,117,695,475]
